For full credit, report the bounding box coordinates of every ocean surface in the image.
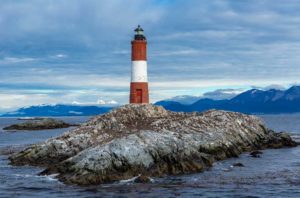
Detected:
[0,115,300,198]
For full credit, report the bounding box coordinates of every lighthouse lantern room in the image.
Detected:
[129,25,149,104]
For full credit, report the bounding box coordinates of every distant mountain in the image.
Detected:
[154,100,187,112]
[3,86,300,116]
[155,86,300,114]
[1,104,114,117]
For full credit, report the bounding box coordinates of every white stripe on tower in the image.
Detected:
[131,60,147,82]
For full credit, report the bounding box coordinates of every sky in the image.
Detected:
[0,0,300,111]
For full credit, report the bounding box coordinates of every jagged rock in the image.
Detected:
[249,150,263,158]
[3,118,77,131]
[9,104,297,185]
[133,175,152,183]
[0,145,31,155]
[233,163,245,167]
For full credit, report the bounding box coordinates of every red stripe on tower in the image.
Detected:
[129,25,149,104]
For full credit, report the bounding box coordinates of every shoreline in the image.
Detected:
[8,105,297,185]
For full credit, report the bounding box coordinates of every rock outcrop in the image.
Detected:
[3,118,77,131]
[9,104,296,185]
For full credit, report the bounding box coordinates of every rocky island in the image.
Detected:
[3,118,77,131]
[9,104,296,185]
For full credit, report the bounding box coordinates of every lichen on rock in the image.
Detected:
[9,104,297,185]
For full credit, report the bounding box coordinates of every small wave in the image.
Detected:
[44,174,59,181]
[118,175,140,184]
[14,174,35,178]
[13,173,59,182]
[118,174,154,184]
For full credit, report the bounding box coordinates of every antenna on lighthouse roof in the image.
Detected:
[134,25,146,40]
[135,25,144,32]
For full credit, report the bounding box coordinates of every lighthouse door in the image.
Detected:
[136,89,143,103]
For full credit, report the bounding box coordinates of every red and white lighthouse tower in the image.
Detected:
[129,25,149,104]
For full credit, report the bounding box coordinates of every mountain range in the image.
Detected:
[1,104,113,117]
[2,86,300,117]
[155,86,300,114]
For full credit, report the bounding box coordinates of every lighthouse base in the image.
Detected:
[130,82,149,104]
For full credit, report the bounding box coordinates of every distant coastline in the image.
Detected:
[156,85,300,114]
[2,86,300,117]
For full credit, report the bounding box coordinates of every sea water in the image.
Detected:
[0,115,299,198]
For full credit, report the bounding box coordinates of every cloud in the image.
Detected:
[0,93,57,110]
[0,0,300,109]
[107,100,118,105]
[251,84,286,91]
[166,95,202,105]
[51,54,68,58]
[72,99,118,106]
[153,49,200,57]
[203,88,244,100]
[97,100,106,105]
[96,99,118,105]
[0,57,37,64]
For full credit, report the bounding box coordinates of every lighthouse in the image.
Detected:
[129,25,149,104]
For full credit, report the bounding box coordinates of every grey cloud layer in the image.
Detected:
[0,0,300,109]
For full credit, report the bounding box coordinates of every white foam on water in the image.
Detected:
[14,174,35,178]
[118,174,155,184]
[43,174,59,181]
[118,175,140,184]
[12,173,59,182]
